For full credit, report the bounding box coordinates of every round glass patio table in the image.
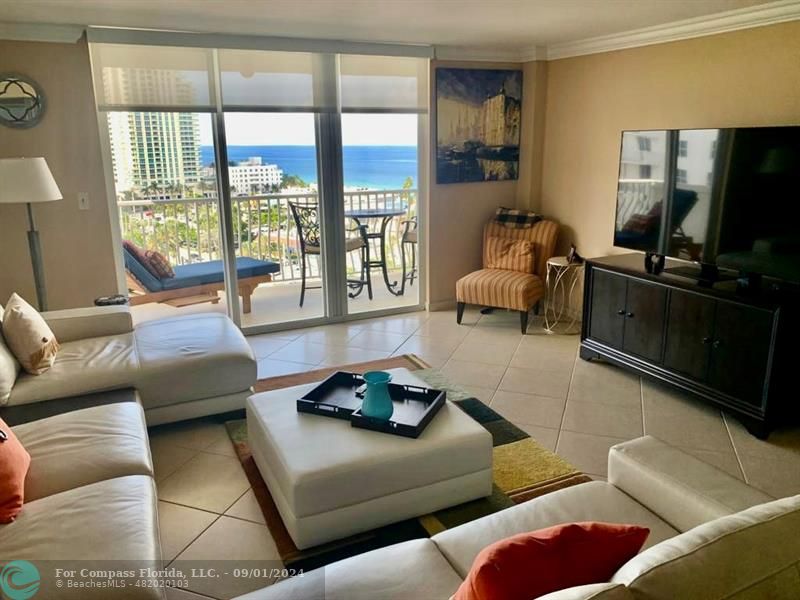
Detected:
[345,204,408,296]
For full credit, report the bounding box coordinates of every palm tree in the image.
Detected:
[146,181,160,199]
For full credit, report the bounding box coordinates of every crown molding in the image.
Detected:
[0,22,84,43]
[518,45,548,62]
[436,0,800,63]
[3,1,798,62]
[546,0,800,60]
[434,45,528,62]
[434,44,545,63]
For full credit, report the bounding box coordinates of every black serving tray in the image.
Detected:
[297,371,446,438]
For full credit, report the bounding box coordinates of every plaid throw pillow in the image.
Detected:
[145,250,175,279]
[494,207,542,229]
[485,237,535,273]
[123,240,161,280]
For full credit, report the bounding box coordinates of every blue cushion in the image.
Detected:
[161,257,280,290]
[123,248,164,292]
[125,250,280,293]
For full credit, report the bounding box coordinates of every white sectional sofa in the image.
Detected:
[235,436,800,600]
[1,401,163,600]
[1,305,256,425]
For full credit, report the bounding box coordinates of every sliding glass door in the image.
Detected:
[92,44,235,321]
[92,41,427,332]
[221,112,325,327]
[109,111,231,322]
[341,113,420,314]
[338,54,427,316]
[216,49,337,328]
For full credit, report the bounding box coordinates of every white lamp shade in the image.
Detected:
[0,157,63,204]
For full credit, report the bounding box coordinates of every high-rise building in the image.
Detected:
[105,69,201,193]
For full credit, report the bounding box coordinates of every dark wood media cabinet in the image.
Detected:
[580,254,797,439]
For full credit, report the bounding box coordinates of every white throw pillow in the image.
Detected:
[2,294,60,375]
[0,305,21,403]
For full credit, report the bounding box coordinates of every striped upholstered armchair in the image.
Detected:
[456,219,559,333]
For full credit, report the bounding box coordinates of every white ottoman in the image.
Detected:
[246,368,493,549]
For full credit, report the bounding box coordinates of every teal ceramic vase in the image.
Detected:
[360,371,394,420]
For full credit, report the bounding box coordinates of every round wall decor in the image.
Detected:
[0,74,46,129]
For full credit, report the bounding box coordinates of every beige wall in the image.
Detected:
[540,21,800,258]
[427,59,537,309]
[4,22,796,313]
[516,59,548,213]
[0,37,117,309]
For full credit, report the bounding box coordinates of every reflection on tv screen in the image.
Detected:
[614,127,800,282]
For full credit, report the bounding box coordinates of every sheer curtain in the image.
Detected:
[90,43,215,110]
[339,54,428,112]
[90,42,428,115]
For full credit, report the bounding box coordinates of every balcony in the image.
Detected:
[119,188,419,327]
[616,178,710,261]
[615,179,663,229]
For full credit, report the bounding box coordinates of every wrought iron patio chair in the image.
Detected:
[288,200,372,307]
[400,217,418,294]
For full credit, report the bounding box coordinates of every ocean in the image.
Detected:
[201,145,418,190]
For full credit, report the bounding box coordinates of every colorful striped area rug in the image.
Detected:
[225,354,590,571]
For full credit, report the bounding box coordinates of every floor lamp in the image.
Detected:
[0,158,63,311]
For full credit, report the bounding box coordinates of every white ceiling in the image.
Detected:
[0,0,777,54]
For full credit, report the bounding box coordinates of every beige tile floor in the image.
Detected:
[152,307,800,599]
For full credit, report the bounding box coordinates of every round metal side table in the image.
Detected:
[544,257,584,334]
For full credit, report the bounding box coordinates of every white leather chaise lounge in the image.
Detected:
[0,305,256,425]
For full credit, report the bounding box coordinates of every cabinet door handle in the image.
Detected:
[617,309,625,316]
[702,336,712,344]
[713,339,722,349]
[626,312,634,318]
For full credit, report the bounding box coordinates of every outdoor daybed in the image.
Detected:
[124,247,280,313]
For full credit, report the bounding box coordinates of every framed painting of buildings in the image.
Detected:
[436,67,523,184]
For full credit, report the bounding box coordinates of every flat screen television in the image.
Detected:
[613,126,800,283]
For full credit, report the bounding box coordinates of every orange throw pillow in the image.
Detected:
[0,418,31,523]
[454,522,649,600]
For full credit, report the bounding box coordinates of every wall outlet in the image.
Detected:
[78,192,90,210]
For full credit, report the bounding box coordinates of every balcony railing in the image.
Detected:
[616,179,663,229]
[118,189,417,282]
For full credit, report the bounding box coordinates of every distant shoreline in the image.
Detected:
[201,145,418,190]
